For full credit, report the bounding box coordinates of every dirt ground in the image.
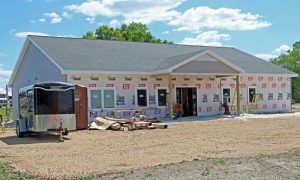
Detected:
[0,115,299,179]
[99,149,300,180]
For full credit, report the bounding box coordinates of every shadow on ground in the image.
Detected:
[0,133,71,145]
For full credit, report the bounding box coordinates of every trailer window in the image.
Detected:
[57,91,74,114]
[35,89,74,115]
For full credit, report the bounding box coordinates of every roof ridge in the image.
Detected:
[164,50,206,60]
[28,35,234,49]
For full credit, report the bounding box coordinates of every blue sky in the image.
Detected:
[0,0,299,93]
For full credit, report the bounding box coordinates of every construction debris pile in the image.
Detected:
[89,113,168,131]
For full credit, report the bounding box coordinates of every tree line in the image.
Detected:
[83,22,173,44]
[272,42,300,100]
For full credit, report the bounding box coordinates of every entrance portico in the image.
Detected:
[160,50,244,119]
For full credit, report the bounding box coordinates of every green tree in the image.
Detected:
[272,41,300,99]
[83,22,173,44]
[83,31,96,40]
[293,41,300,50]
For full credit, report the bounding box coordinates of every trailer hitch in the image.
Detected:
[58,121,64,142]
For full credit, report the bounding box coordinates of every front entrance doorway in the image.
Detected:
[176,88,197,117]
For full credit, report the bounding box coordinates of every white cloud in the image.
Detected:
[14,32,50,38]
[14,31,77,38]
[86,17,96,24]
[274,44,290,54]
[56,34,77,38]
[44,12,62,23]
[123,8,180,24]
[162,30,170,35]
[109,19,121,27]
[64,1,270,35]
[0,64,12,93]
[255,54,277,60]
[65,0,185,24]
[169,7,271,32]
[44,12,60,18]
[255,44,291,60]
[50,17,62,23]
[39,18,46,22]
[62,12,71,18]
[65,0,117,17]
[179,31,230,46]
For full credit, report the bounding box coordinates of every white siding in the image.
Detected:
[11,43,66,119]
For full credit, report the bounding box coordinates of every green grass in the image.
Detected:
[0,107,13,122]
[0,162,33,179]
[77,176,96,180]
[212,159,225,165]
[256,153,269,158]
[201,166,210,176]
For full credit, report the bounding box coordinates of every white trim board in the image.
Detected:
[8,36,65,86]
[28,36,64,73]
[166,50,245,74]
[8,38,30,85]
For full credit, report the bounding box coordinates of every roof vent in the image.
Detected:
[90,76,99,81]
[140,76,147,81]
[72,75,81,81]
[107,76,116,81]
[196,77,203,81]
[183,77,190,81]
[155,77,162,81]
[124,76,132,81]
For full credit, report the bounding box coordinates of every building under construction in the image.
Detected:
[8,36,298,122]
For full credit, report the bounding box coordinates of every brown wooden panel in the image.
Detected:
[75,85,88,130]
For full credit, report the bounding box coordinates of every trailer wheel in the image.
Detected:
[16,122,24,138]
[63,129,69,136]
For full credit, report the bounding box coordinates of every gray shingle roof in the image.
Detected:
[29,35,296,75]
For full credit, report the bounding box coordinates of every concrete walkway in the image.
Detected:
[162,112,300,124]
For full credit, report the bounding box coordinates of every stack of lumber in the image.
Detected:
[89,116,168,131]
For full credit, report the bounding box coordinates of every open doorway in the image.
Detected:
[248,87,256,103]
[176,88,197,117]
[222,88,231,104]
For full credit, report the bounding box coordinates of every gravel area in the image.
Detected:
[99,149,300,180]
[0,115,299,179]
